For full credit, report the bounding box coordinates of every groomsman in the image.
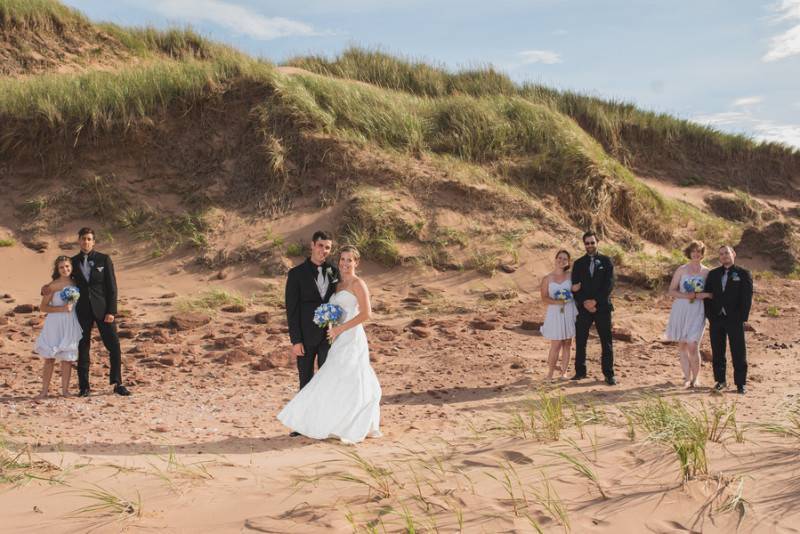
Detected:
[571,231,617,385]
[704,245,753,394]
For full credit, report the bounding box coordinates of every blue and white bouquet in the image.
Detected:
[313,303,344,329]
[682,277,705,302]
[554,288,573,314]
[59,286,80,304]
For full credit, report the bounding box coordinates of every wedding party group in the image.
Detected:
[32,227,753,445]
[538,232,753,394]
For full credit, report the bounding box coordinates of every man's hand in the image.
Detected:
[291,343,305,357]
[103,314,115,323]
[585,299,596,308]
[583,301,597,313]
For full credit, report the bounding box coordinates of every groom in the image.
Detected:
[72,227,130,397]
[704,245,753,394]
[571,230,617,385]
[285,231,339,393]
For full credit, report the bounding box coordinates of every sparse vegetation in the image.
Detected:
[69,484,142,520]
[624,397,744,481]
[285,242,305,257]
[0,238,14,247]
[176,289,245,313]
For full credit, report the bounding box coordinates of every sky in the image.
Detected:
[62,0,800,148]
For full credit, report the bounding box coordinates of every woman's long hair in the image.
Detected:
[51,256,72,280]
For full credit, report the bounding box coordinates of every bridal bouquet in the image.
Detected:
[554,288,573,314]
[313,303,344,329]
[682,277,705,303]
[59,286,80,304]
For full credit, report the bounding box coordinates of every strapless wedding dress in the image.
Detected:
[278,290,381,443]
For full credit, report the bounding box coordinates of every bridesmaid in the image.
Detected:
[665,240,711,388]
[540,250,579,380]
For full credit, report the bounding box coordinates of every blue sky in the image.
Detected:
[63,0,800,148]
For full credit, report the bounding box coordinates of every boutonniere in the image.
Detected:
[89,260,95,267]
[594,258,601,266]
[731,273,740,282]
[325,266,338,284]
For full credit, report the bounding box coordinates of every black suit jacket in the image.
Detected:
[704,265,753,323]
[571,254,615,314]
[285,259,339,347]
[71,250,118,321]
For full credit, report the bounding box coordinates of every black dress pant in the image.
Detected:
[574,311,615,379]
[709,319,747,386]
[77,313,122,391]
[297,339,330,390]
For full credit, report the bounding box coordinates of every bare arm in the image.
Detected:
[667,267,689,299]
[540,277,558,305]
[39,285,69,314]
[329,280,372,340]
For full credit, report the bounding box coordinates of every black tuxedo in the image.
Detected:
[570,254,615,379]
[71,250,123,391]
[285,258,339,389]
[704,264,753,386]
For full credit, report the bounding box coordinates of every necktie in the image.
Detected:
[81,254,91,281]
[720,269,729,316]
[316,266,327,299]
[589,256,595,277]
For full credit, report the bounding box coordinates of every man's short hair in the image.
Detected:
[78,227,95,239]
[312,230,332,243]
[582,230,598,243]
[719,244,735,253]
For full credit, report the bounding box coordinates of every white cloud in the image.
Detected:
[154,0,320,40]
[732,96,763,107]
[763,0,800,62]
[692,111,750,127]
[752,122,800,146]
[517,49,562,65]
[693,111,800,148]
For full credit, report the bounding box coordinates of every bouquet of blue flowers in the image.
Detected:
[682,277,705,303]
[59,286,80,304]
[554,288,573,314]
[313,303,344,329]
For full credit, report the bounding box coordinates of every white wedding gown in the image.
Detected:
[278,290,382,443]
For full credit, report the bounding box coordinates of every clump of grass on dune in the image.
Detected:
[624,397,744,481]
[287,47,517,98]
[97,24,219,60]
[176,289,246,313]
[0,0,89,31]
[291,47,800,187]
[69,484,142,521]
[339,186,423,266]
[0,51,274,154]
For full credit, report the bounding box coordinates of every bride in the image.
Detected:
[278,245,382,444]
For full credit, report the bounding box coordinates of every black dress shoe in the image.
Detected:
[570,374,586,381]
[737,385,746,395]
[714,382,727,392]
[289,431,301,437]
[78,389,91,397]
[113,384,131,396]
[605,376,617,386]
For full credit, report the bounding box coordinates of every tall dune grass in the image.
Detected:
[289,47,800,188]
[0,52,274,152]
[0,0,88,31]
